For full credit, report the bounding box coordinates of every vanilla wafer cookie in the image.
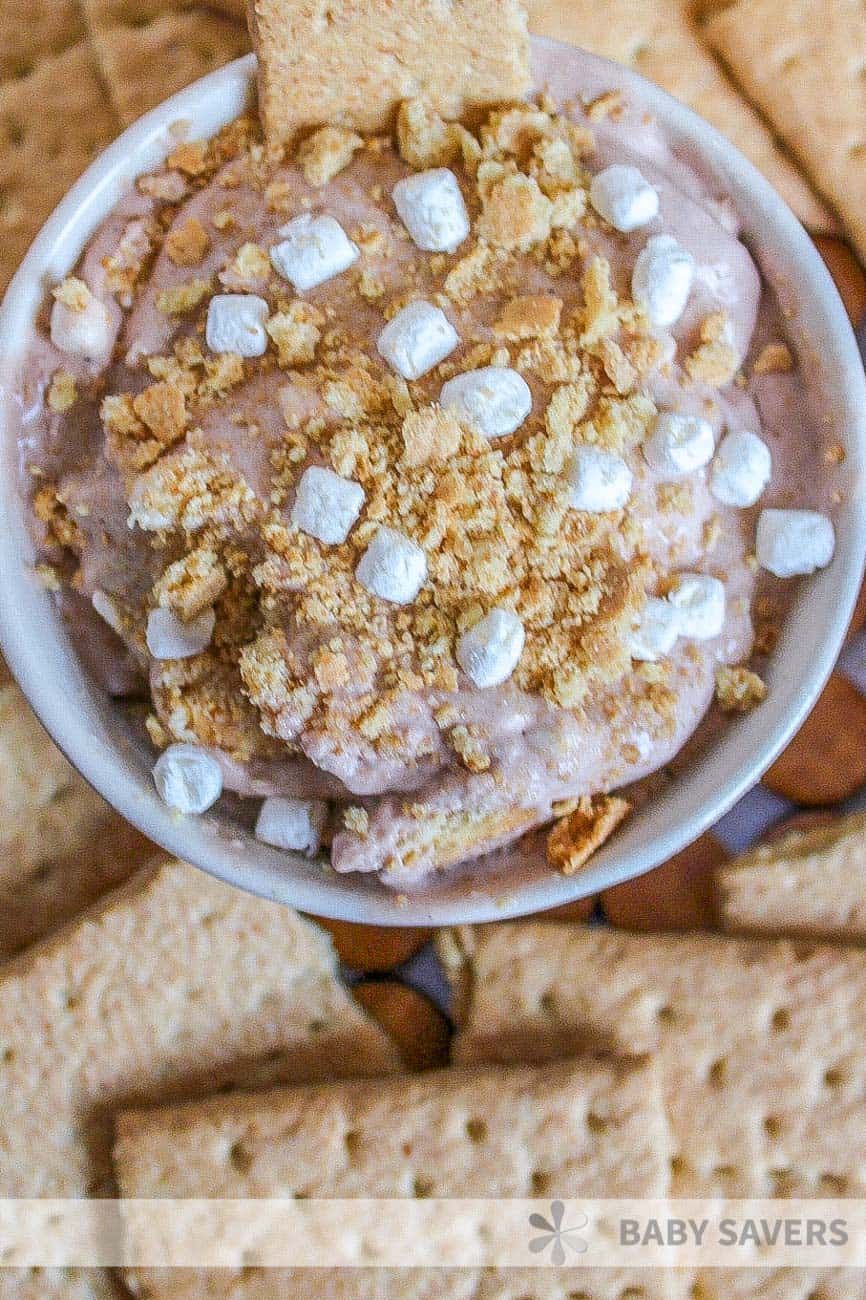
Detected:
[0,860,398,1300]
[248,0,530,147]
[525,0,837,232]
[114,1055,672,1300]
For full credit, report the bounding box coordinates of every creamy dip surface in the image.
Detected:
[13,51,837,890]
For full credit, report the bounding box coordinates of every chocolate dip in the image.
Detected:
[13,49,837,889]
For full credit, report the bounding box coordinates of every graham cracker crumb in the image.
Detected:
[477,169,552,250]
[401,406,463,466]
[547,794,631,875]
[165,217,210,267]
[396,99,458,169]
[753,341,793,374]
[222,242,271,289]
[153,547,228,620]
[715,664,767,712]
[298,125,363,186]
[52,277,90,312]
[685,312,738,386]
[449,724,491,773]
[47,370,77,413]
[155,278,210,316]
[344,806,369,838]
[494,294,562,340]
[267,302,322,367]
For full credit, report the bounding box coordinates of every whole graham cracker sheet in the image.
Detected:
[443,922,866,1299]
[717,810,866,942]
[0,858,400,1300]
[113,1055,674,1300]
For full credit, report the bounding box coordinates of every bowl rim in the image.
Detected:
[1,37,864,926]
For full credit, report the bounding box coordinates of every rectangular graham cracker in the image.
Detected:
[704,0,866,256]
[524,0,837,233]
[443,922,866,1299]
[82,5,250,125]
[0,683,155,961]
[717,811,866,942]
[248,0,531,147]
[0,859,399,1300]
[114,1055,672,1300]
[0,42,120,292]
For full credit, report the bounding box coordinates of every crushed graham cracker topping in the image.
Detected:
[27,88,822,875]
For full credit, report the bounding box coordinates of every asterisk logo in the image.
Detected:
[528,1201,589,1264]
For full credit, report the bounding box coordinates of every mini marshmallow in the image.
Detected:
[628,596,680,662]
[439,366,532,438]
[146,605,215,659]
[255,796,327,856]
[568,445,633,512]
[270,213,359,291]
[668,573,726,640]
[756,509,835,578]
[644,412,714,479]
[91,589,124,635]
[377,300,459,380]
[152,743,223,814]
[710,429,772,507]
[631,234,695,328]
[456,608,525,689]
[393,168,470,253]
[49,284,113,360]
[205,294,269,357]
[291,465,365,545]
[589,164,659,233]
[356,526,427,604]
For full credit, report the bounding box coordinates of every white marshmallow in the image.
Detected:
[456,608,525,689]
[439,366,532,438]
[291,465,365,545]
[628,596,680,662]
[205,294,269,357]
[631,234,695,328]
[756,509,835,578]
[377,300,459,380]
[568,445,633,512]
[49,284,113,360]
[356,526,427,604]
[393,168,470,253]
[668,573,726,640]
[146,606,215,659]
[270,213,359,291]
[255,796,327,856]
[152,743,223,814]
[644,412,714,479]
[91,589,124,635]
[589,165,659,233]
[710,429,772,507]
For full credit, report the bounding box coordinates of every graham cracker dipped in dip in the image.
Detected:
[15,1,838,890]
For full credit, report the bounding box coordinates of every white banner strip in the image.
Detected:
[0,1199,863,1268]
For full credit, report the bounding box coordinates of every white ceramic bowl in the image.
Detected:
[1,39,864,925]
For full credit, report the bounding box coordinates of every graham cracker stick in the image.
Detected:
[248,0,531,148]
[524,0,837,233]
[0,0,85,80]
[444,921,866,1297]
[114,1055,672,1300]
[0,43,120,292]
[0,860,398,1300]
[717,810,866,942]
[704,0,866,256]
